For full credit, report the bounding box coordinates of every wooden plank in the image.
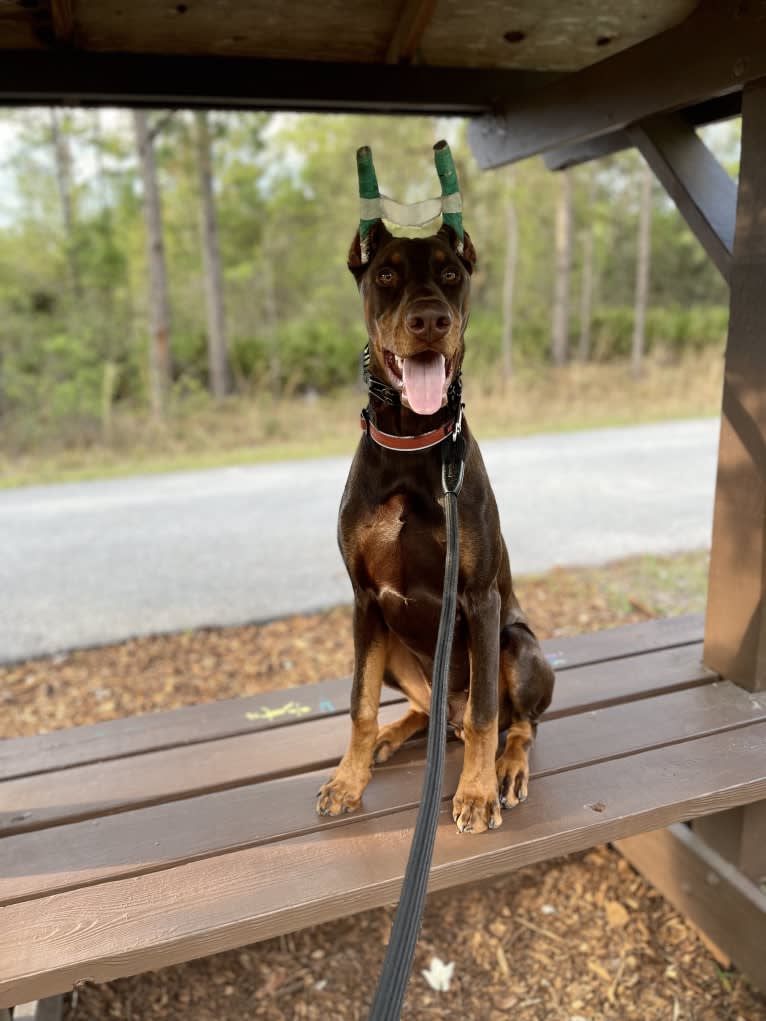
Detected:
[468,0,766,169]
[616,824,766,992]
[549,643,712,716]
[2,723,764,1007]
[628,114,736,283]
[7,0,698,70]
[0,702,403,838]
[1,681,763,907]
[0,50,553,115]
[705,77,766,693]
[0,675,395,783]
[0,615,704,781]
[544,93,743,171]
[385,0,437,64]
[0,643,714,836]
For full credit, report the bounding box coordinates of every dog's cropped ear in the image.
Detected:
[437,224,478,276]
[348,221,393,283]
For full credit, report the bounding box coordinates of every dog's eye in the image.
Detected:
[441,268,459,285]
[376,268,397,286]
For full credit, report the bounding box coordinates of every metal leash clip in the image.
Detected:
[453,401,464,441]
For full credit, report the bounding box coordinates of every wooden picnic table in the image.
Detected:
[1,615,765,1010]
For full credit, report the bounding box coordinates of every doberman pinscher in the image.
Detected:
[316,220,555,834]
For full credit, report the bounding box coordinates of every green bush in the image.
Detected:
[590,307,635,360]
[586,304,728,362]
[647,304,728,355]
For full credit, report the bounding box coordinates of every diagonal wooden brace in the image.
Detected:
[628,113,736,283]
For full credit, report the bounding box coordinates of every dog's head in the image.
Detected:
[348,222,476,416]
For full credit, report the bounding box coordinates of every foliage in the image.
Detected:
[0,108,738,445]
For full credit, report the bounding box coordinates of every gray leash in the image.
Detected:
[367,431,466,1021]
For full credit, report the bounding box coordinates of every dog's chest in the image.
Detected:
[351,492,444,604]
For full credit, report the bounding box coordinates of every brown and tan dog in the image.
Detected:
[316,220,555,833]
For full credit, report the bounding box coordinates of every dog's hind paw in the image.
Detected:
[496,754,529,808]
[372,739,395,765]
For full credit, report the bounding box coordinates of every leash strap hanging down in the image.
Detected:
[367,432,466,1021]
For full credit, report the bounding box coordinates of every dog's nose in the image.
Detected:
[406,302,452,342]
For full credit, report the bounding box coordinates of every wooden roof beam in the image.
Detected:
[50,0,75,48]
[544,93,743,172]
[385,0,437,65]
[0,50,554,115]
[468,0,766,169]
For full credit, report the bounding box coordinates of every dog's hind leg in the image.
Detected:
[374,707,429,764]
[372,636,431,764]
[495,620,555,808]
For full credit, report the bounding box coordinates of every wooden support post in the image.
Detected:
[694,802,766,886]
[12,999,64,1020]
[616,825,766,993]
[628,114,736,283]
[705,77,766,692]
[699,76,766,890]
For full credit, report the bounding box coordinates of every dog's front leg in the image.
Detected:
[453,589,503,833]
[317,596,386,816]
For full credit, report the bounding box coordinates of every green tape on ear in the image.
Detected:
[357,146,381,243]
[433,140,464,243]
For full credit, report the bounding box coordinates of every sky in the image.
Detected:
[0,108,740,228]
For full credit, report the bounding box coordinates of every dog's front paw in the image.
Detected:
[316,773,366,817]
[452,780,502,834]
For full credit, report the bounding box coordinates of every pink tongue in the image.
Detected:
[402,352,446,415]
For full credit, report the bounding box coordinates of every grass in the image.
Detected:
[0,349,725,489]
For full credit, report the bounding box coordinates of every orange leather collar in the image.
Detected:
[360,411,456,451]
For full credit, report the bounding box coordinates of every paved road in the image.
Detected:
[0,418,718,662]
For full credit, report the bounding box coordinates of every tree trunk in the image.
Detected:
[49,109,81,299]
[632,160,653,378]
[262,257,281,399]
[195,111,231,400]
[501,198,518,382]
[551,168,572,366]
[578,226,594,361]
[578,172,597,362]
[132,109,172,419]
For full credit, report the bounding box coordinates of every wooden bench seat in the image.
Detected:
[2,614,765,1008]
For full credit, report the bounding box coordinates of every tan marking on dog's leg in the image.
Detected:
[373,707,429,764]
[386,635,432,714]
[317,637,386,817]
[452,703,502,834]
[496,719,533,808]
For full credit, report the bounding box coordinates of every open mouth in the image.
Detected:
[384,349,453,416]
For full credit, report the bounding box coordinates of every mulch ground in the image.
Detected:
[2,552,764,1021]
